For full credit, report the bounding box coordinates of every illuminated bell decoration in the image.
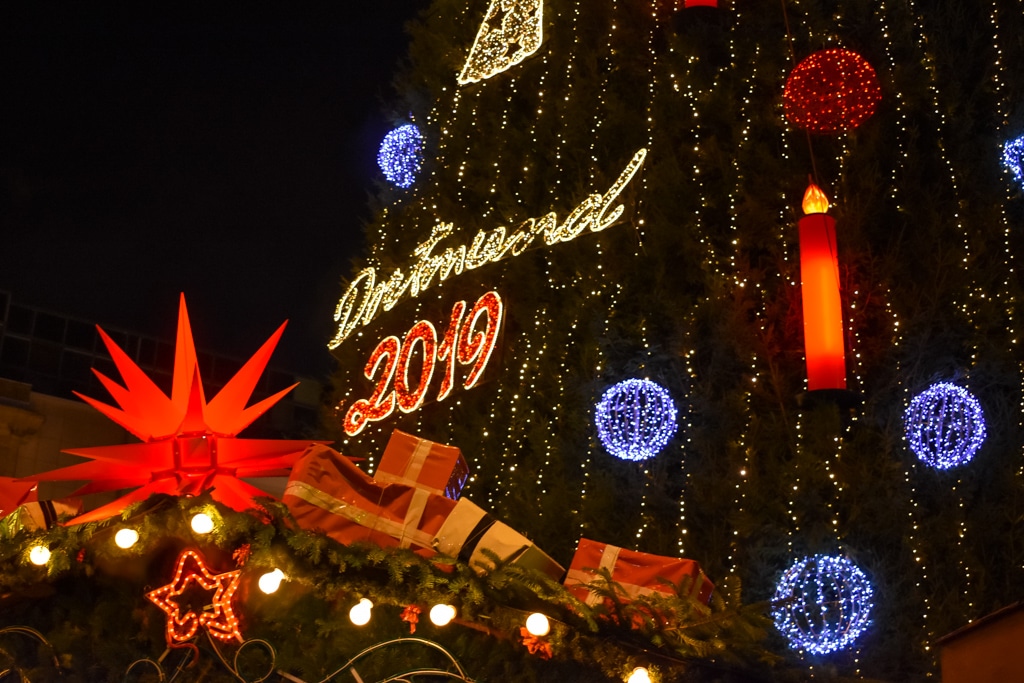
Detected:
[784,49,882,134]
[429,603,457,627]
[525,612,550,637]
[771,554,874,655]
[147,549,243,645]
[349,598,373,626]
[1001,135,1024,187]
[904,382,986,469]
[798,182,847,391]
[29,545,50,566]
[594,379,677,461]
[114,528,139,548]
[377,124,424,189]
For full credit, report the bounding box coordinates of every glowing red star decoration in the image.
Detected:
[147,549,243,644]
[31,294,320,524]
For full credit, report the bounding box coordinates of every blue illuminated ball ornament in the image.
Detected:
[1002,135,1024,186]
[904,382,986,470]
[772,555,874,655]
[377,124,424,188]
[594,378,677,461]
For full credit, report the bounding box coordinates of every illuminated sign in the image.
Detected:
[329,149,647,350]
[343,291,504,436]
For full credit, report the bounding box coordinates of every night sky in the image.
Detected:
[0,4,431,378]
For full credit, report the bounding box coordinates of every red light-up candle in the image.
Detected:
[799,183,847,391]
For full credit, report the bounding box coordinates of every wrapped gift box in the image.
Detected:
[1,498,83,536]
[564,538,713,606]
[374,429,469,500]
[432,497,564,581]
[283,444,455,553]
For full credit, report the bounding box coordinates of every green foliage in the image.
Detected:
[0,496,773,682]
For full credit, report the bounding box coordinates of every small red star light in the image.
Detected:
[147,549,243,645]
[30,295,320,524]
[784,48,881,134]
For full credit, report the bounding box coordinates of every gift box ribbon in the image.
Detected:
[285,480,433,549]
[374,438,433,490]
[566,544,622,605]
[434,497,525,563]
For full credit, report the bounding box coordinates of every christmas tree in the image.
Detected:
[4,1,1024,681]
[325,0,1024,680]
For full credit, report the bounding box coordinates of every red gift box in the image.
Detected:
[432,497,564,581]
[374,430,469,499]
[283,444,454,553]
[564,538,713,606]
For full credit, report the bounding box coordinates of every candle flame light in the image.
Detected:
[802,181,830,215]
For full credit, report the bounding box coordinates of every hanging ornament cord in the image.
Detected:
[779,0,821,187]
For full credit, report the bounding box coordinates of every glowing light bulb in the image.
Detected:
[114,528,139,548]
[258,568,285,594]
[29,545,50,566]
[627,668,652,683]
[429,603,456,626]
[349,598,373,626]
[525,612,550,636]
[191,513,214,534]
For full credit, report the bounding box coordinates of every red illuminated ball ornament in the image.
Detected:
[784,49,881,134]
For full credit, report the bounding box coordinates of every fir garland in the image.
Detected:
[0,494,777,683]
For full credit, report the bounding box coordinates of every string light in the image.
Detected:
[524,613,550,637]
[114,528,139,549]
[349,598,374,626]
[627,667,652,683]
[28,545,50,566]
[594,379,677,462]
[429,603,457,626]
[771,554,874,655]
[191,513,215,535]
[904,382,987,470]
[783,49,882,134]
[458,0,543,84]
[377,124,424,189]
[258,568,285,595]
